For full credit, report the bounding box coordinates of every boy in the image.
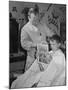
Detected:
[32,34,65,87]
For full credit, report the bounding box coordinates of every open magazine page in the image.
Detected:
[37,43,52,70]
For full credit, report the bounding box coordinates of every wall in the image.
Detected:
[9,1,66,36]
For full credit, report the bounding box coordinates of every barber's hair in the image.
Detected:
[28,4,39,17]
[50,34,61,43]
[34,4,39,15]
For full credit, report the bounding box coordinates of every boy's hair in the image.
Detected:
[50,34,61,43]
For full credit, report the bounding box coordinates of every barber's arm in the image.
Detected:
[21,29,36,51]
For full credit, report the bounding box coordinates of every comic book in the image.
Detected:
[37,43,52,65]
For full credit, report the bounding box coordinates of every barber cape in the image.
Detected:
[11,58,49,89]
[11,43,49,89]
[11,49,65,88]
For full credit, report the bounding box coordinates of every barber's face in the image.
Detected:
[30,13,35,21]
[30,13,39,24]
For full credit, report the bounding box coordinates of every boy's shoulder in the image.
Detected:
[56,49,65,57]
[53,49,65,66]
[49,49,65,57]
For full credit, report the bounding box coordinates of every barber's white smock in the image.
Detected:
[21,21,43,71]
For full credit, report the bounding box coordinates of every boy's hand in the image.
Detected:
[38,63,44,71]
[45,54,52,64]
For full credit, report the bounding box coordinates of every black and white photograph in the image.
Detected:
[9,0,66,89]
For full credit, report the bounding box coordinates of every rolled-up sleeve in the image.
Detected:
[21,28,33,51]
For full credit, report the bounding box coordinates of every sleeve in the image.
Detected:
[21,28,33,51]
[42,53,65,79]
[40,54,65,84]
[40,61,58,81]
[34,60,57,85]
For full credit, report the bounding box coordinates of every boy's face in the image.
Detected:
[50,40,60,51]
